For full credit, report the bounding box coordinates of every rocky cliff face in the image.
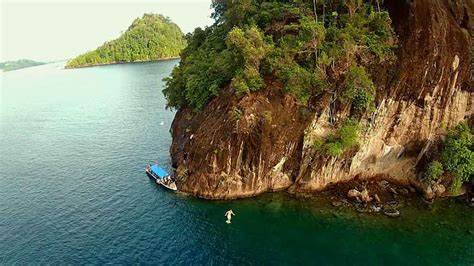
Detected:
[170,0,473,199]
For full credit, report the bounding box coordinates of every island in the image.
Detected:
[163,0,473,205]
[0,59,46,72]
[65,13,186,68]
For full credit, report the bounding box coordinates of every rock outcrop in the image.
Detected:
[170,0,473,199]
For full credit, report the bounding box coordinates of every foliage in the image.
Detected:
[314,119,361,157]
[424,161,444,182]
[164,25,237,110]
[342,65,375,111]
[439,123,474,192]
[227,26,273,95]
[313,137,325,151]
[163,0,397,110]
[66,14,186,68]
[229,107,242,121]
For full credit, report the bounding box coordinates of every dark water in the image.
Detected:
[1,61,473,265]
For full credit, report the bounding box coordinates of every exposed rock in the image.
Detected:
[389,187,398,195]
[383,209,400,218]
[371,204,382,212]
[425,185,434,200]
[360,188,373,203]
[374,193,381,203]
[378,180,389,189]
[433,184,446,197]
[355,204,368,213]
[347,189,361,199]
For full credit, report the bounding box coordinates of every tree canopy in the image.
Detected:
[66,14,186,68]
[163,0,397,111]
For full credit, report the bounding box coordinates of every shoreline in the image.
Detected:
[176,177,473,217]
[64,56,180,69]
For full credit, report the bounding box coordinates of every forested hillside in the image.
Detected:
[66,14,185,68]
[1,59,46,72]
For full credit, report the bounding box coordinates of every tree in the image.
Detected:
[345,0,363,18]
[440,123,474,191]
[312,0,318,22]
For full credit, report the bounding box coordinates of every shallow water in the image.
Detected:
[1,61,473,265]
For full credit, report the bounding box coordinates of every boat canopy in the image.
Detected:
[151,164,169,178]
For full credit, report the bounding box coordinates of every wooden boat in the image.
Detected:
[146,164,178,191]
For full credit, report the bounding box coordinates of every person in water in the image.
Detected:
[225,209,235,224]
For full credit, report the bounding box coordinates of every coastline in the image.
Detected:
[176,175,473,217]
[64,56,180,69]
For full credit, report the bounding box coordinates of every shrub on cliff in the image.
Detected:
[342,65,375,111]
[440,123,474,192]
[313,119,361,157]
[424,161,444,182]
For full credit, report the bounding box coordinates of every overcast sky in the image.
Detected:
[0,0,214,62]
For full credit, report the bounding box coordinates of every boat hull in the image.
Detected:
[146,168,178,191]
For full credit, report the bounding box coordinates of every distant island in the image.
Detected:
[0,59,46,72]
[66,13,186,69]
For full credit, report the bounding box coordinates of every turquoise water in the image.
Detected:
[1,61,472,265]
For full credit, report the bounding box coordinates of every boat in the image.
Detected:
[146,164,178,191]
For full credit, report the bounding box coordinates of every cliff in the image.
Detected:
[168,0,473,199]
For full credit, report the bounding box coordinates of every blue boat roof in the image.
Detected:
[151,165,169,178]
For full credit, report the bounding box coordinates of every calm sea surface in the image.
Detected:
[1,61,473,265]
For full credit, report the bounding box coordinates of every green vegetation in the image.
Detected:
[163,0,397,111]
[423,123,473,192]
[0,59,46,72]
[341,65,375,111]
[424,161,444,182]
[313,119,361,157]
[440,123,473,192]
[66,14,185,68]
[229,107,243,122]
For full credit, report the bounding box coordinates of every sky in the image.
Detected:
[0,0,214,62]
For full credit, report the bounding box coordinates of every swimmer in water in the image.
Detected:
[225,209,235,224]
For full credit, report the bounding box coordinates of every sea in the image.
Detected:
[1,60,472,265]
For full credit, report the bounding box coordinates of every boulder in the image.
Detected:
[433,184,446,197]
[371,204,382,212]
[378,180,389,188]
[383,209,400,218]
[424,185,434,200]
[374,193,381,203]
[360,188,373,203]
[389,187,398,195]
[348,189,361,199]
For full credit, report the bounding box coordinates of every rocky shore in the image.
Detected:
[295,177,474,218]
